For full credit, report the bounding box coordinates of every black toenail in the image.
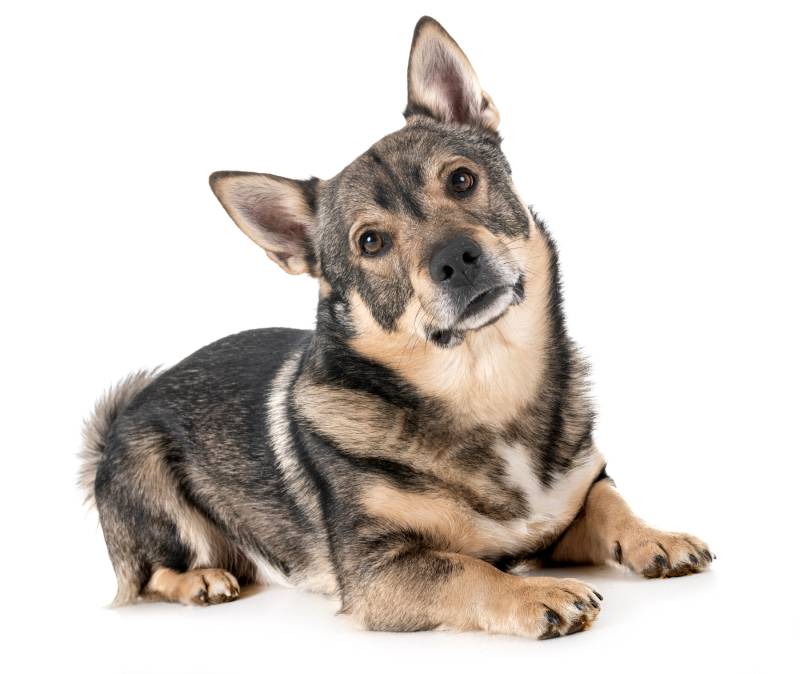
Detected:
[574,601,585,610]
[545,609,561,625]
[654,555,668,568]
[689,554,698,564]
[567,620,584,635]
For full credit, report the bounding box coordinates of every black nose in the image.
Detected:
[429,235,483,286]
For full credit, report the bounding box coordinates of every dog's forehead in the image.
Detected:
[343,126,442,192]
[325,122,504,219]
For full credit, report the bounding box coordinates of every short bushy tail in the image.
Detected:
[78,369,159,507]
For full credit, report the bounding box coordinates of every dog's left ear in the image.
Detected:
[405,16,500,131]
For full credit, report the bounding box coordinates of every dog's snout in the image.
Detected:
[429,235,483,286]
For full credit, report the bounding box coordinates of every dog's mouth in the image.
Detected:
[429,275,525,348]
[456,285,515,330]
[459,286,510,321]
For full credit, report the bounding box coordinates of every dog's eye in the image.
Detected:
[449,168,476,195]
[358,230,391,256]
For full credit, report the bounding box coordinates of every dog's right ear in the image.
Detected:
[209,171,319,276]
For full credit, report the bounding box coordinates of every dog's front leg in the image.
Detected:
[345,545,602,638]
[548,474,714,578]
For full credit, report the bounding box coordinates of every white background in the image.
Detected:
[2,1,799,672]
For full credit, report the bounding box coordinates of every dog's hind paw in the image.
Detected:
[613,529,714,579]
[188,569,241,605]
[147,567,241,606]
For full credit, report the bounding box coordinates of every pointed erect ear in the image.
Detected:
[405,16,500,131]
[209,171,320,276]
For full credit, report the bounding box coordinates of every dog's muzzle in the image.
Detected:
[425,234,524,347]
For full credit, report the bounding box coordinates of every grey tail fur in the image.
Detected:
[78,369,160,508]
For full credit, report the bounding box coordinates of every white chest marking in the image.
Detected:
[469,443,605,554]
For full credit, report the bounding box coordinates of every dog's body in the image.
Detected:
[82,18,712,638]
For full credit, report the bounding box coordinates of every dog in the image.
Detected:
[80,16,713,639]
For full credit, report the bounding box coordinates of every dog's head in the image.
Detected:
[211,17,541,351]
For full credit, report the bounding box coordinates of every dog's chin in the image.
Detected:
[428,278,525,349]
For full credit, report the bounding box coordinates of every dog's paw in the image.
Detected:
[514,577,603,639]
[178,569,241,606]
[614,528,714,579]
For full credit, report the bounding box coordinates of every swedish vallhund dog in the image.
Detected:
[80,17,714,639]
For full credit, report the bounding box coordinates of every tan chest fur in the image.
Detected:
[362,444,605,558]
[294,373,602,559]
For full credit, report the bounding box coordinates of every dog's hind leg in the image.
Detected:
[94,480,193,606]
[92,432,250,606]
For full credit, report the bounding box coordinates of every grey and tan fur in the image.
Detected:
[81,17,713,638]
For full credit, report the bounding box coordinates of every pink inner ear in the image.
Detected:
[434,66,471,123]
[242,200,309,256]
[423,46,474,124]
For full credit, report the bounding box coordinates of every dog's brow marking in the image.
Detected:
[398,185,425,221]
[365,148,425,219]
[373,180,392,211]
[408,163,424,189]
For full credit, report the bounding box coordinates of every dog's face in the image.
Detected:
[211,17,535,349]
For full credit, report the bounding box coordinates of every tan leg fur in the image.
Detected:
[351,552,602,639]
[549,479,714,578]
